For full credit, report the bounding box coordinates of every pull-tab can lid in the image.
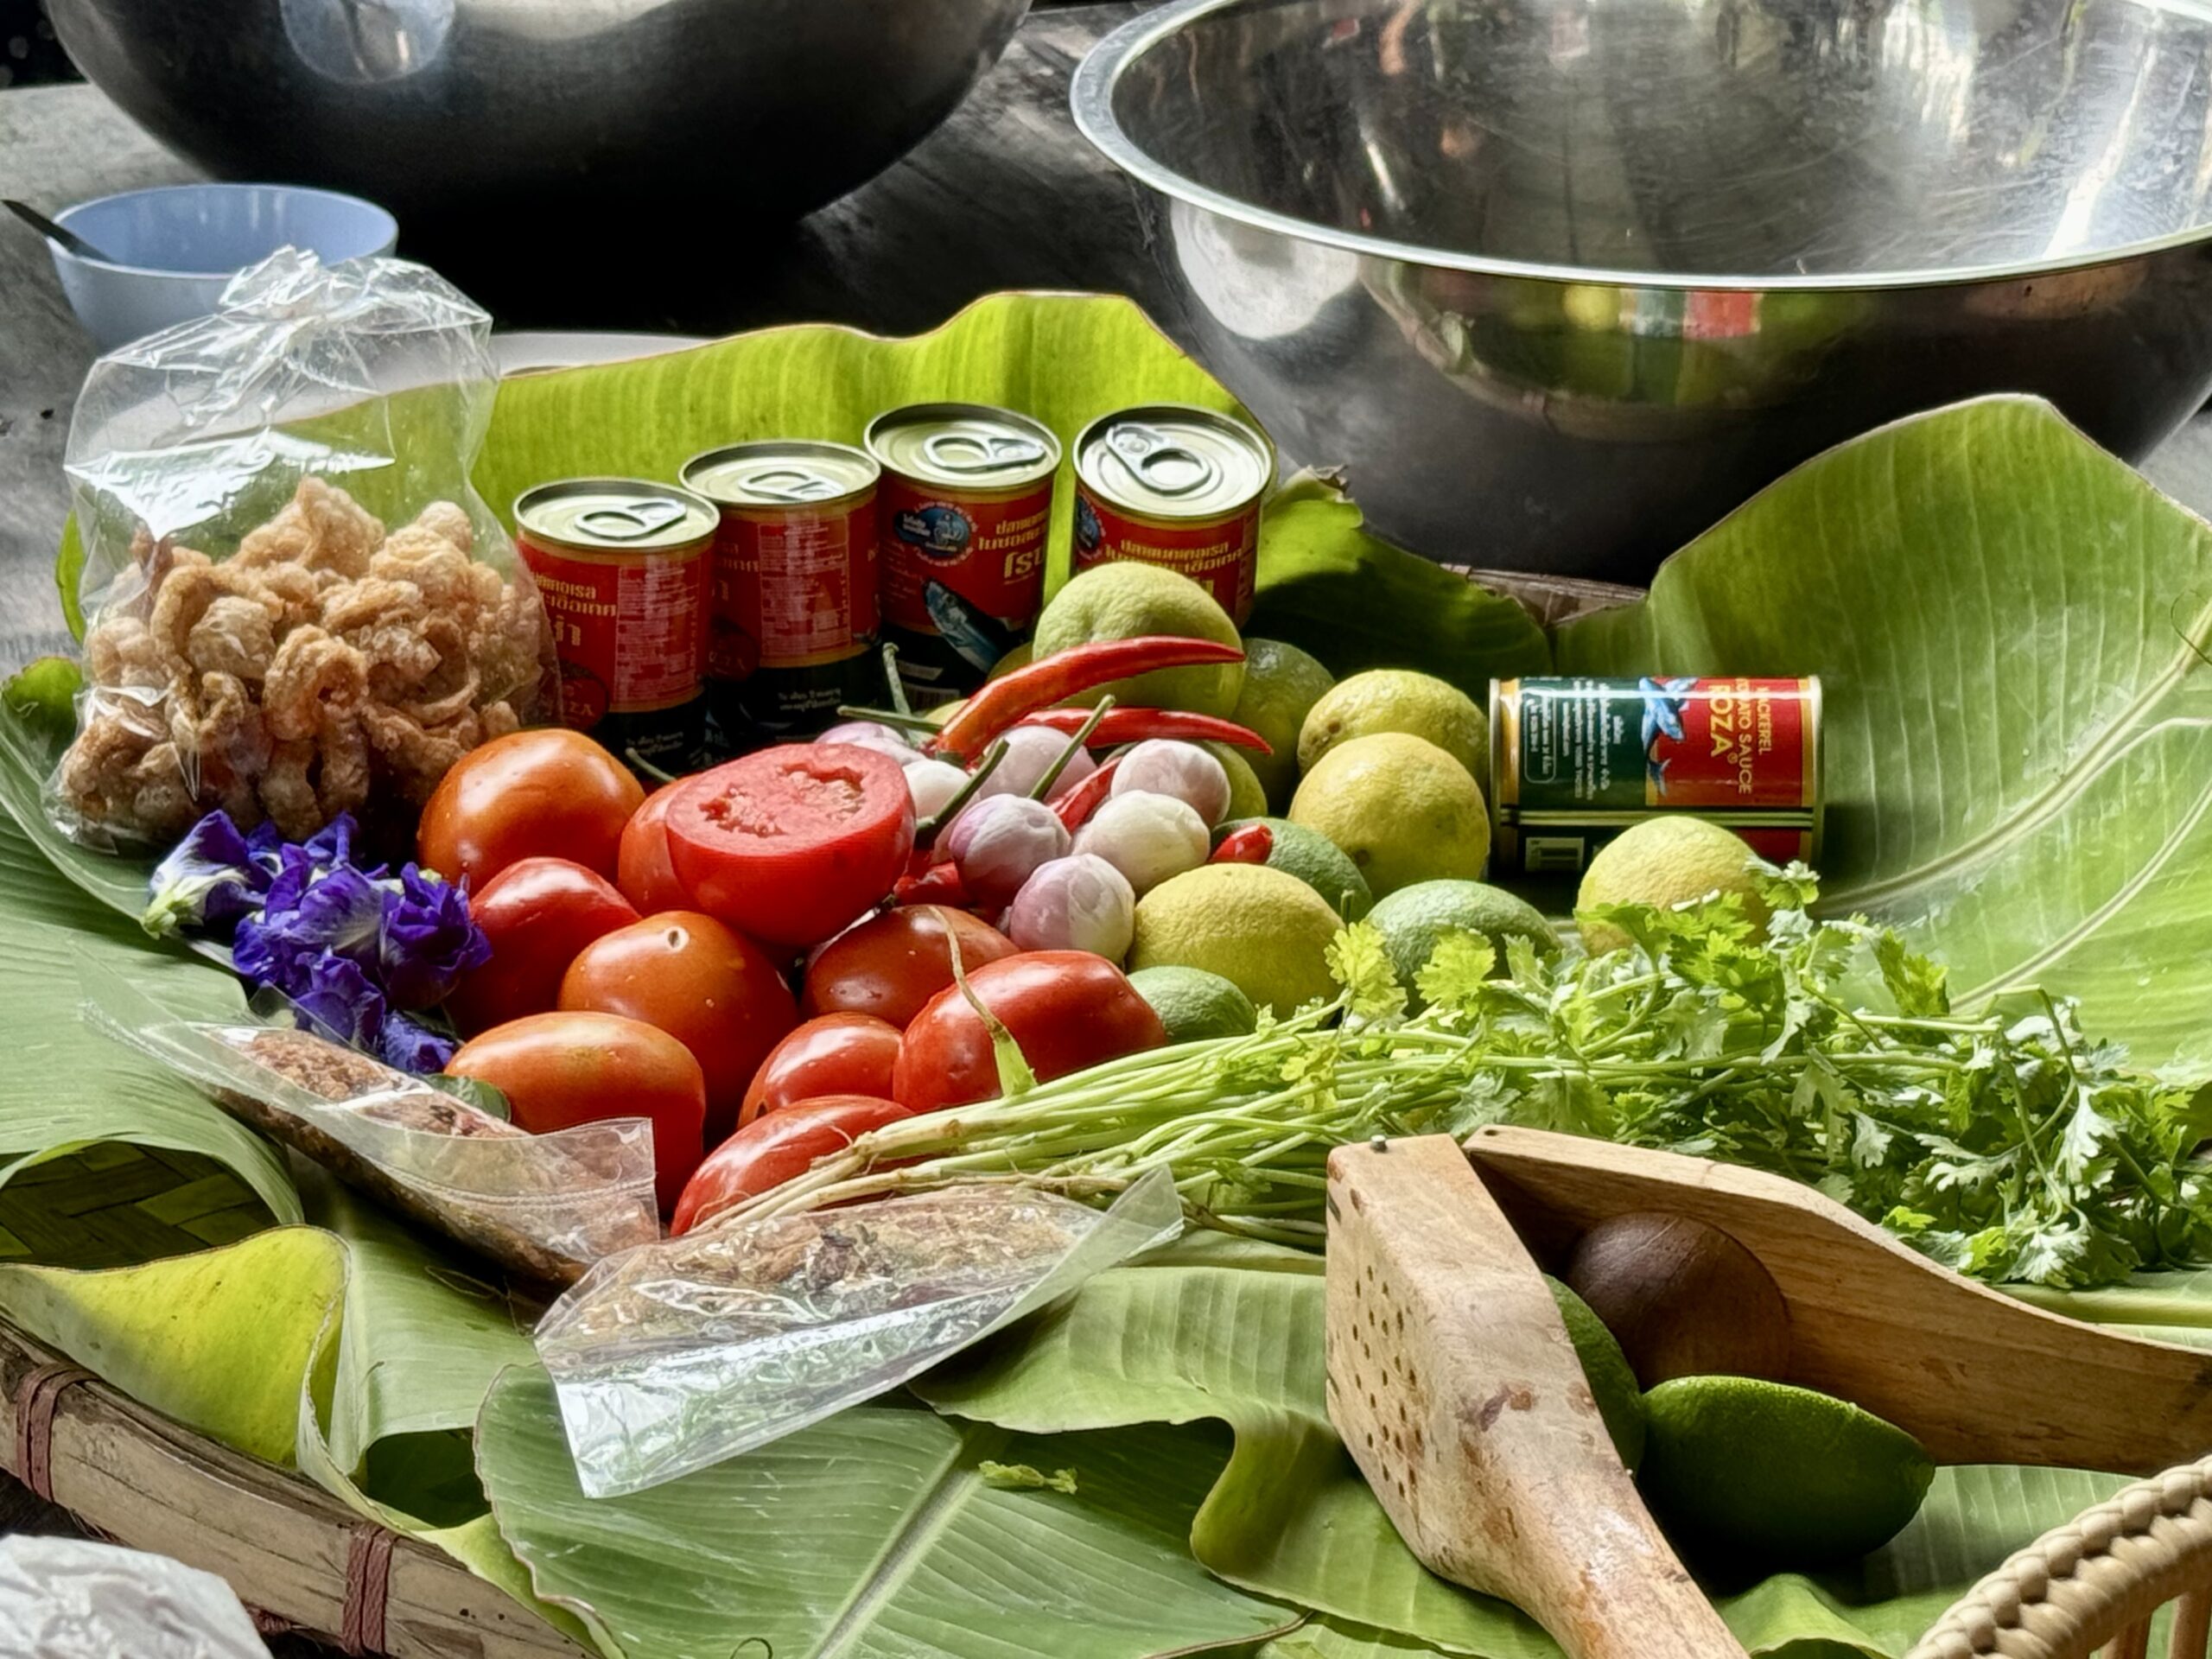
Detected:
[1075,404,1274,519]
[517,478,719,553]
[865,403,1062,492]
[682,440,880,510]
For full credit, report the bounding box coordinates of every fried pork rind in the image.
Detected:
[54,477,551,846]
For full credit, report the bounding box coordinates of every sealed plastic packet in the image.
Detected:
[80,964,658,1286]
[51,248,554,852]
[537,1170,1184,1497]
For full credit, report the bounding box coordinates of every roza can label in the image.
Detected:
[865,404,1061,704]
[1071,405,1274,625]
[681,442,881,740]
[1489,676,1823,875]
[515,479,717,770]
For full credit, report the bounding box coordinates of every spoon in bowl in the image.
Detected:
[3,200,117,263]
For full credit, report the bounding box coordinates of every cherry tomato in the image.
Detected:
[419,729,645,891]
[446,1011,705,1211]
[617,782,692,916]
[741,1013,902,1128]
[893,951,1166,1113]
[666,743,916,949]
[445,856,640,1035]
[559,911,798,1145]
[800,906,1019,1029]
[671,1094,912,1235]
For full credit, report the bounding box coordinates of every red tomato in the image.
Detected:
[617,782,692,916]
[446,1011,705,1211]
[672,1094,912,1234]
[445,857,640,1035]
[741,1013,902,1127]
[666,744,915,949]
[559,911,798,1145]
[893,951,1166,1113]
[800,905,1019,1029]
[419,729,645,890]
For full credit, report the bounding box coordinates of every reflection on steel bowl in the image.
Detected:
[1073,0,2212,580]
[48,0,1029,230]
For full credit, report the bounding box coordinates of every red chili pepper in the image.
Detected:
[928,637,1245,760]
[1211,823,1274,865]
[1052,754,1122,831]
[1018,707,1274,754]
[892,862,970,907]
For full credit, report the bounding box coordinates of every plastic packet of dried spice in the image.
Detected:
[79,963,658,1287]
[51,248,555,854]
[535,1170,1184,1497]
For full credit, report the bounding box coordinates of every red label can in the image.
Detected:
[864,404,1061,705]
[1071,404,1274,625]
[682,441,881,740]
[514,478,717,770]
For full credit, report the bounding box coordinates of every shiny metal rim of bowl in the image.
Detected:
[1070,0,2212,293]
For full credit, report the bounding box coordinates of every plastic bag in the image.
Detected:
[52,248,553,852]
[537,1171,1184,1497]
[0,1537,270,1659]
[82,964,658,1286]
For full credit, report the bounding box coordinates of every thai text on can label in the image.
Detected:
[1488,676,1822,874]
[514,479,716,767]
[1071,404,1273,625]
[864,404,1060,702]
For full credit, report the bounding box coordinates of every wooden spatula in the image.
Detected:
[1325,1134,1753,1659]
[1462,1124,2212,1475]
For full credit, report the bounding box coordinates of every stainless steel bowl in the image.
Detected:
[1075,0,2212,578]
[49,0,1028,228]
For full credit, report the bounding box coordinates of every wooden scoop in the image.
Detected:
[1325,1135,1752,1659]
[1463,1125,2212,1475]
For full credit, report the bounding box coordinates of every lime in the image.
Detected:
[1576,817,1770,955]
[1546,1275,1645,1471]
[1638,1376,1933,1567]
[1033,564,1244,716]
[1288,733,1491,899]
[1230,638,1334,808]
[1298,669,1490,785]
[985,640,1033,682]
[1214,817,1373,921]
[1199,741,1270,823]
[924,699,964,728]
[1127,964,1259,1042]
[1367,880,1558,1003]
[1128,863,1343,1016]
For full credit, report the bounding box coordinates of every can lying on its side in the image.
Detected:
[514,478,717,772]
[681,440,881,741]
[864,402,1059,707]
[1488,676,1823,875]
[1071,404,1273,625]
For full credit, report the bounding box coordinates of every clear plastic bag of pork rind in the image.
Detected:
[52,248,553,853]
[81,966,658,1287]
[537,1171,1184,1497]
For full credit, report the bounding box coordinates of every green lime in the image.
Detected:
[1576,817,1770,955]
[1214,817,1373,921]
[1639,1376,1934,1567]
[985,640,1033,682]
[1366,880,1557,1004]
[1230,639,1334,808]
[1546,1275,1645,1471]
[1126,965,1259,1042]
[1297,669,1490,785]
[1128,863,1344,1017]
[1288,733,1491,899]
[1199,741,1270,823]
[1033,564,1244,717]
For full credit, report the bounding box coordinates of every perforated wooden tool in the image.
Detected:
[1325,1135,1752,1659]
[1462,1125,2212,1474]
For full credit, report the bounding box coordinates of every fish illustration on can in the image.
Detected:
[1638,676,1698,794]
[924,578,1020,675]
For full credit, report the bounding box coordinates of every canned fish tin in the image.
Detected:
[514,478,717,770]
[864,403,1060,705]
[1488,676,1823,875]
[1071,404,1274,625]
[681,441,880,740]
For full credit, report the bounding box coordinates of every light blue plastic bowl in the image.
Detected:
[48,182,399,352]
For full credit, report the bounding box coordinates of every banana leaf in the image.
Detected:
[1557,396,2212,1077]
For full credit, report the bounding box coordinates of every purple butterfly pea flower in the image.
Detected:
[376,1011,459,1074]
[378,864,490,1010]
[141,810,273,938]
[233,863,388,995]
[291,950,387,1051]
